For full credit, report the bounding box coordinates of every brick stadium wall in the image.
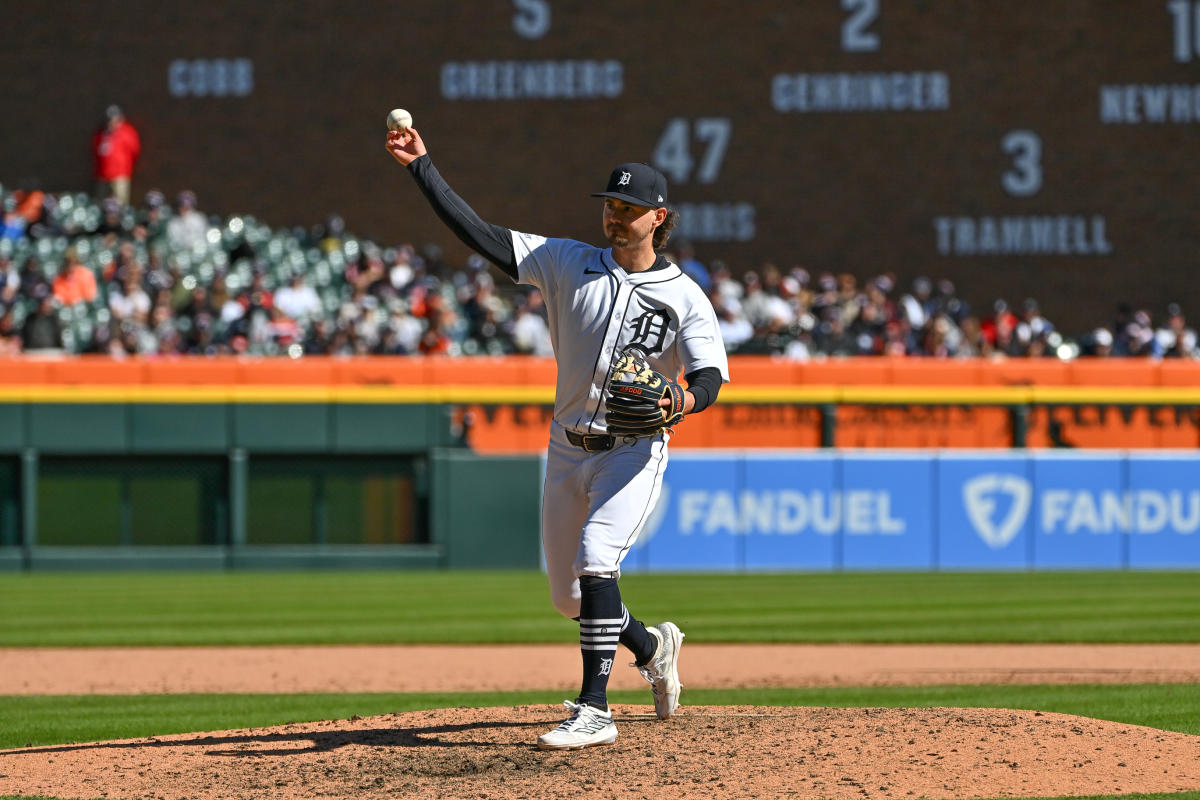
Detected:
[2,1,1198,331]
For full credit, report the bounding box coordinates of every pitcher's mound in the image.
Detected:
[2,705,1198,800]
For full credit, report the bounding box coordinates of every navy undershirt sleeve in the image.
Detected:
[683,366,722,413]
[407,154,518,280]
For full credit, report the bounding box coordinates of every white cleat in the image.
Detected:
[636,622,684,719]
[537,700,618,750]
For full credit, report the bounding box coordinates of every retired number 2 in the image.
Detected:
[842,0,880,52]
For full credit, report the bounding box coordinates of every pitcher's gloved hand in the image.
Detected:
[604,349,685,437]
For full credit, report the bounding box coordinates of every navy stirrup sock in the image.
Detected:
[577,576,656,709]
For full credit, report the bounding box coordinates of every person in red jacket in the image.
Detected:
[92,104,141,206]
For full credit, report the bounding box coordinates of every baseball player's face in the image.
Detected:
[602,199,661,248]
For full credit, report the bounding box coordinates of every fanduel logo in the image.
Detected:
[677,489,905,535]
[963,474,1032,549]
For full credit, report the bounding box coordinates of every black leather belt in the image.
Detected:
[565,430,615,452]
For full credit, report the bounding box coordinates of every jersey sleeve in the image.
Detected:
[511,232,592,294]
[677,286,731,382]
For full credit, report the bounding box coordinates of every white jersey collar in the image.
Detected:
[600,250,681,284]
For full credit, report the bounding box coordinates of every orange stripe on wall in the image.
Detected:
[1,355,1198,387]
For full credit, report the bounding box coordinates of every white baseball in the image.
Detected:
[386,108,413,131]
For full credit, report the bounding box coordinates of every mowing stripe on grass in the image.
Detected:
[2,571,1198,646]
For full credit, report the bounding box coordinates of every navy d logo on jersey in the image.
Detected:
[627,302,671,354]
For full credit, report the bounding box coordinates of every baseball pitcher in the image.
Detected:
[386,125,729,750]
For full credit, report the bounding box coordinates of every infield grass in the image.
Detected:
[1,570,1198,646]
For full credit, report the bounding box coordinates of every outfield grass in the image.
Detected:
[1,570,1198,646]
[2,683,1198,750]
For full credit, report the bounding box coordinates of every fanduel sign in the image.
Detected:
[962,473,1200,543]
[677,489,905,536]
[599,453,1200,571]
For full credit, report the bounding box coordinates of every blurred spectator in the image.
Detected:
[11,183,47,227]
[274,272,322,321]
[388,303,424,353]
[166,191,208,251]
[1156,303,1198,358]
[1,196,25,242]
[1014,298,1053,353]
[1118,309,1159,357]
[22,295,63,350]
[0,252,16,306]
[935,278,968,323]
[18,256,50,300]
[710,260,743,308]
[0,307,21,354]
[316,214,345,253]
[51,247,98,306]
[135,189,171,248]
[387,244,418,293]
[674,242,711,292]
[1083,327,1114,357]
[108,265,151,325]
[712,290,753,352]
[899,276,935,330]
[92,105,141,206]
[94,197,127,238]
[979,299,1018,356]
[511,294,553,356]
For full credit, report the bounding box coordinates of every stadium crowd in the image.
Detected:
[0,183,1196,360]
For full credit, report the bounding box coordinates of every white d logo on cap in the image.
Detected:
[617,171,631,187]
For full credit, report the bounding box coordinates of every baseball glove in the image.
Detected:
[604,349,686,437]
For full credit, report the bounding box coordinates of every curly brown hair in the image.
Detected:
[653,208,680,251]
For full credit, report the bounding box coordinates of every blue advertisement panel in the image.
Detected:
[555,449,1200,574]
[1031,454,1125,568]
[1126,455,1200,568]
[839,455,934,569]
[632,455,740,571]
[741,454,838,570]
[937,455,1033,569]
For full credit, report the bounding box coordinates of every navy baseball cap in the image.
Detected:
[591,163,668,208]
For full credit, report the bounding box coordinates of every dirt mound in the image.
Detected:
[2,705,1198,800]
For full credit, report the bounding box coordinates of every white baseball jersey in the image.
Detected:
[512,232,730,435]
[512,230,729,617]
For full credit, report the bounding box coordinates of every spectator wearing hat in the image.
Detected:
[979,299,1018,356]
[1014,298,1053,355]
[92,105,141,206]
[899,276,935,331]
[1085,327,1114,357]
[22,294,63,351]
[1117,309,1159,357]
[1156,303,1198,358]
[139,190,170,244]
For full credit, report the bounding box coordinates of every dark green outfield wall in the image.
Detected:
[0,402,455,454]
[0,402,543,571]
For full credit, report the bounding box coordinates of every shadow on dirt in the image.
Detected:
[7,719,549,757]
